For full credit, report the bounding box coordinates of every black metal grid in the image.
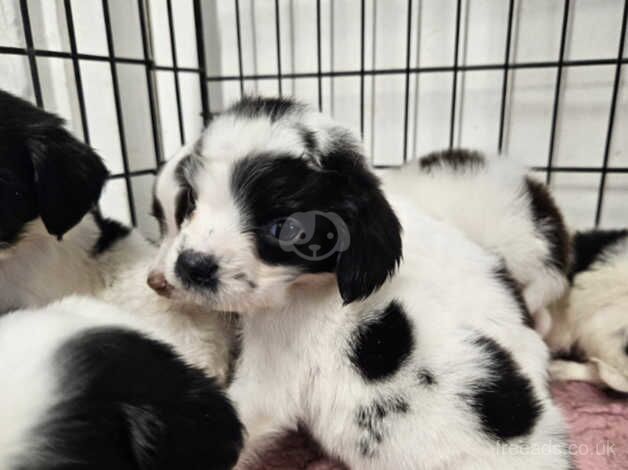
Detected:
[1,0,627,228]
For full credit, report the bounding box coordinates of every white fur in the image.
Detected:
[97,226,234,380]
[0,218,103,312]
[546,236,628,392]
[153,104,571,469]
[378,157,568,334]
[0,210,233,381]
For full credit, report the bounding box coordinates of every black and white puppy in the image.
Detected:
[0,90,234,380]
[547,229,628,392]
[0,89,108,310]
[0,296,243,469]
[149,97,570,469]
[379,149,570,336]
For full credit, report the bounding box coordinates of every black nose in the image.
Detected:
[175,250,219,291]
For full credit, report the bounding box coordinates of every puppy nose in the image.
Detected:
[147,270,173,297]
[175,249,219,291]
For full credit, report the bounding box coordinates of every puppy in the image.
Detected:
[378,149,570,336]
[546,229,628,392]
[0,89,108,311]
[0,89,233,380]
[149,97,571,469]
[0,296,243,470]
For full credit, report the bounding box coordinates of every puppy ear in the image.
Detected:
[29,127,109,238]
[329,151,402,304]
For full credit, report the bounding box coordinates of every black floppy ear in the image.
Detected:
[329,152,402,304]
[30,127,109,238]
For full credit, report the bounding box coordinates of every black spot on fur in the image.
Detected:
[151,194,166,237]
[355,396,409,457]
[466,336,542,442]
[569,229,628,281]
[493,265,534,328]
[525,177,570,273]
[91,209,131,255]
[0,89,108,242]
[350,301,414,381]
[297,124,318,154]
[174,187,196,229]
[174,154,201,229]
[227,95,301,121]
[29,327,242,470]
[419,148,486,173]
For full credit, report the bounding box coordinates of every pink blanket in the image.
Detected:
[251,381,628,470]
[552,382,628,470]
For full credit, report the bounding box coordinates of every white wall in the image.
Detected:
[1,0,627,237]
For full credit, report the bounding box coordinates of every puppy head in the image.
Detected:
[149,97,402,313]
[0,90,108,252]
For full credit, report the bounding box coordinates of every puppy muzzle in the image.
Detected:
[147,270,173,297]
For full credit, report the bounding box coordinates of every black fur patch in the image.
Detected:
[355,396,409,457]
[151,194,166,237]
[174,154,202,229]
[525,177,570,273]
[25,328,243,470]
[349,301,414,381]
[493,265,534,328]
[419,148,486,173]
[91,209,131,255]
[230,131,402,303]
[297,124,318,154]
[0,89,108,242]
[466,336,542,442]
[227,95,301,121]
[569,229,628,281]
[29,327,243,470]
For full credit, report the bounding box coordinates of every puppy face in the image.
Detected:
[149,97,402,313]
[0,90,108,254]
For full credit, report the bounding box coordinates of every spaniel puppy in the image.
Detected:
[0,89,233,380]
[379,149,570,336]
[0,89,108,311]
[149,97,570,469]
[0,296,243,470]
[547,229,628,392]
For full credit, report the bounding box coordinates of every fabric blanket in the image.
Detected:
[250,381,628,470]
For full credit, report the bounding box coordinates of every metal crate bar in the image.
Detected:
[594,0,628,226]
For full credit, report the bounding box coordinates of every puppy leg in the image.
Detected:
[549,360,602,384]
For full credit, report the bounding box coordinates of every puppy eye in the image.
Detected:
[269,218,304,242]
[175,187,197,228]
